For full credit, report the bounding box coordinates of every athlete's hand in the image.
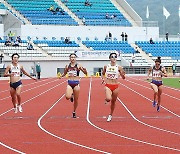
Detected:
[101,80,104,84]
[122,75,125,79]
[101,79,105,84]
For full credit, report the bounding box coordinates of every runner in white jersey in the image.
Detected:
[4,53,37,113]
[60,53,87,118]
[101,52,125,122]
[148,57,167,112]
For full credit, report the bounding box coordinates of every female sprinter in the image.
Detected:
[4,53,37,113]
[101,52,125,122]
[60,53,87,118]
[148,57,167,112]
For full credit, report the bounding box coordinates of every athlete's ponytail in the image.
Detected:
[155,57,161,64]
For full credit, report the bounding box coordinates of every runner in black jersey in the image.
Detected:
[60,53,87,118]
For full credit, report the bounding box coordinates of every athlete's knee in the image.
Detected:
[154,91,158,95]
[65,96,70,100]
[105,98,111,102]
[158,93,162,97]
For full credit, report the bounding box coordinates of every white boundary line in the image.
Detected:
[0,78,60,101]
[126,79,180,101]
[0,80,66,117]
[128,76,180,92]
[119,82,180,118]
[0,142,25,154]
[117,97,180,136]
[37,96,110,153]
[0,78,52,94]
[86,77,180,152]
[0,80,66,153]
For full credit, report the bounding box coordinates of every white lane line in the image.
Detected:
[86,78,180,152]
[0,80,66,117]
[117,97,180,135]
[0,78,60,101]
[0,80,66,153]
[0,142,25,154]
[37,94,110,154]
[119,82,180,118]
[0,78,52,94]
[128,76,180,92]
[125,79,180,101]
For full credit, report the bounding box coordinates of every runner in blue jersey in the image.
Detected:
[148,57,167,112]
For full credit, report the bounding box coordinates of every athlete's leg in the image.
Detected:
[73,85,80,112]
[104,86,112,103]
[16,86,22,105]
[157,85,163,106]
[65,85,73,100]
[10,87,16,108]
[16,86,23,112]
[150,83,158,102]
[110,87,119,115]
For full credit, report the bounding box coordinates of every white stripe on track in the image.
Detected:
[119,82,180,118]
[37,95,111,154]
[117,97,180,135]
[0,78,60,101]
[0,142,25,154]
[126,79,180,101]
[0,80,66,153]
[128,76,180,92]
[86,78,180,152]
[0,78,52,94]
[0,80,66,117]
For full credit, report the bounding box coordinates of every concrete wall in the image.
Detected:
[115,0,142,26]
[21,25,159,43]
[3,59,123,78]
[2,11,21,36]
[0,24,4,38]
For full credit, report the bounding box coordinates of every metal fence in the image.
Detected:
[123,66,180,75]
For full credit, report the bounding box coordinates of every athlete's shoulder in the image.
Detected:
[8,64,12,67]
[19,64,23,69]
[107,64,111,67]
[76,63,81,67]
[6,64,11,69]
[118,65,123,69]
[65,64,69,68]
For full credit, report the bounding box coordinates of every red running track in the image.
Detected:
[0,77,179,154]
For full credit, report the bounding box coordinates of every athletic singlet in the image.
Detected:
[152,65,163,78]
[106,64,119,79]
[9,64,21,77]
[67,63,80,77]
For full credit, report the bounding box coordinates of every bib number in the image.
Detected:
[107,74,115,79]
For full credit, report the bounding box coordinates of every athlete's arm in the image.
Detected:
[4,65,12,77]
[161,67,167,77]
[79,64,88,76]
[101,66,107,84]
[118,66,125,79]
[60,65,68,78]
[21,66,37,80]
[147,67,152,80]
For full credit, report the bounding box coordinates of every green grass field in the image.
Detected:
[162,78,180,89]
